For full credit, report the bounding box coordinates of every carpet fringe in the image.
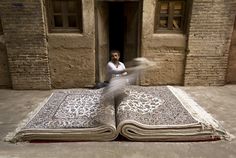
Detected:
[4,93,53,143]
[167,86,234,141]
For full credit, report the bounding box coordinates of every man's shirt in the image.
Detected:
[107,61,126,81]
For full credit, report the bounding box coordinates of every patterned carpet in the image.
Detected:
[6,86,231,142]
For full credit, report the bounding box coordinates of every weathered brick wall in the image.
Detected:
[0,17,11,88]
[184,0,236,86]
[226,16,236,83]
[47,0,95,88]
[0,0,51,89]
[1,0,235,88]
[140,0,186,85]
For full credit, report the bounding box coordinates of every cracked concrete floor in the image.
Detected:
[0,85,236,158]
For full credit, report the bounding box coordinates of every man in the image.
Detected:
[106,50,127,82]
[103,52,156,97]
[94,50,126,89]
[96,50,155,90]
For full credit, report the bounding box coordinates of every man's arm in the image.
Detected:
[107,62,126,74]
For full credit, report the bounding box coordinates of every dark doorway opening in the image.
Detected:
[95,0,142,83]
[109,2,125,62]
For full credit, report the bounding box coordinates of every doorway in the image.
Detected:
[109,2,124,62]
[95,0,142,83]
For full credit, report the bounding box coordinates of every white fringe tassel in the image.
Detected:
[4,93,53,143]
[167,86,235,141]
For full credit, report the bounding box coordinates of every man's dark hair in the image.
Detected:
[110,50,120,56]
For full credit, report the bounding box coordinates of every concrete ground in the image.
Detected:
[0,85,236,158]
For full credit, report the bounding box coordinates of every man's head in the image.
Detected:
[111,50,120,63]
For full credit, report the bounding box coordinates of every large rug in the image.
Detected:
[6,86,232,142]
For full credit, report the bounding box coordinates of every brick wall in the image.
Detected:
[226,16,236,83]
[140,0,187,85]
[184,0,236,86]
[47,0,95,88]
[0,0,235,89]
[0,17,11,88]
[0,0,51,89]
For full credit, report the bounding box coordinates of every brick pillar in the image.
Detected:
[184,0,236,86]
[0,0,51,89]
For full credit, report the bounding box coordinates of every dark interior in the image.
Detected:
[109,2,125,62]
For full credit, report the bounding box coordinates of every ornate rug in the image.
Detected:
[6,86,232,142]
[116,86,231,141]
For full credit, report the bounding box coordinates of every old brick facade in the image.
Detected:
[0,17,11,88]
[0,0,51,89]
[227,16,236,84]
[184,0,236,85]
[0,0,235,89]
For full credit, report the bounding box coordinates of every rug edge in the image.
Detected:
[167,86,235,141]
[3,93,54,143]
